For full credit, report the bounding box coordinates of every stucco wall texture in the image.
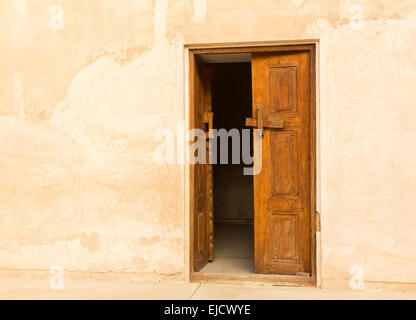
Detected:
[1,0,415,289]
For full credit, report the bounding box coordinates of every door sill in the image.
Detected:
[190,272,316,287]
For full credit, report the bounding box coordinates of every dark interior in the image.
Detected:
[210,63,254,224]
[199,62,255,274]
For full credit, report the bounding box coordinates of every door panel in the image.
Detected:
[192,57,214,272]
[252,51,311,275]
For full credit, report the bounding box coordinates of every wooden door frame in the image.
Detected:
[186,41,318,287]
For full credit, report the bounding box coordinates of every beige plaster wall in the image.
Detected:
[1,0,415,288]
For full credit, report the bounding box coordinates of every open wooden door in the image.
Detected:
[191,57,214,272]
[251,51,312,275]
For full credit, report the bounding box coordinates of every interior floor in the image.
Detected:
[200,223,254,274]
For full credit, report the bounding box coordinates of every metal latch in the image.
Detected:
[245,104,285,135]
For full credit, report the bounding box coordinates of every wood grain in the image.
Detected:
[191,57,214,271]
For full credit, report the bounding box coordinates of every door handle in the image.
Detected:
[245,104,285,135]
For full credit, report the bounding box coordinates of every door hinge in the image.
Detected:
[316,211,321,232]
[296,272,311,277]
[204,111,214,138]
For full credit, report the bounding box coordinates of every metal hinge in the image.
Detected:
[316,211,321,232]
[296,272,311,277]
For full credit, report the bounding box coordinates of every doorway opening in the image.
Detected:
[199,62,254,275]
[188,44,317,287]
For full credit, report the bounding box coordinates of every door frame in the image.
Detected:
[185,41,318,287]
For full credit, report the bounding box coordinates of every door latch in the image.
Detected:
[245,104,285,136]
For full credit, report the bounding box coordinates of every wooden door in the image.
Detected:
[191,57,214,272]
[252,51,312,275]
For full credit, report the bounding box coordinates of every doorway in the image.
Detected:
[188,44,317,286]
[200,63,254,274]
